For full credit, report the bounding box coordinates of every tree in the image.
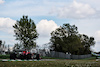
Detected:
[0,40,6,53]
[50,24,80,54]
[79,34,95,54]
[13,43,22,50]
[13,16,38,50]
[0,40,2,47]
[50,23,95,55]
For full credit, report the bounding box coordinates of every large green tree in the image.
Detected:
[13,16,38,49]
[50,23,95,55]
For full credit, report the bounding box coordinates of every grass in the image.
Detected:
[0,55,100,67]
[0,60,100,67]
[41,56,66,59]
[41,56,97,60]
[81,57,96,60]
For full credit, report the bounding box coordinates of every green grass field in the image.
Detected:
[0,60,100,67]
[0,55,100,67]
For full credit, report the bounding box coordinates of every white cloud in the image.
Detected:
[91,42,100,52]
[36,19,58,47]
[36,20,58,37]
[0,18,16,34]
[0,0,4,4]
[78,0,100,3]
[77,0,100,11]
[51,1,96,19]
[91,30,100,52]
[95,31,100,42]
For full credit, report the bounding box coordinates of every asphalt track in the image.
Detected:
[1,59,56,61]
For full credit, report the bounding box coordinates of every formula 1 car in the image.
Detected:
[10,49,41,60]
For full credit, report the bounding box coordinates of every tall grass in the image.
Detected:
[0,60,100,67]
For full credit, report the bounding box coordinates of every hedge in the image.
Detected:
[0,55,10,59]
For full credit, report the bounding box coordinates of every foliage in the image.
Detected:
[13,43,22,50]
[50,23,95,55]
[78,34,95,54]
[13,16,38,49]
[0,55,10,59]
[0,40,2,47]
[0,40,6,48]
[0,40,6,52]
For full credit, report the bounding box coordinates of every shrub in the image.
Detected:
[0,55,10,59]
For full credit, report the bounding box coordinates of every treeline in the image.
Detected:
[12,16,95,55]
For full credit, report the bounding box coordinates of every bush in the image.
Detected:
[0,55,10,59]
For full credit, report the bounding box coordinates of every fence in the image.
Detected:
[47,51,91,59]
[71,54,91,59]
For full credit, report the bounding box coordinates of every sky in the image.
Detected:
[0,0,100,52]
